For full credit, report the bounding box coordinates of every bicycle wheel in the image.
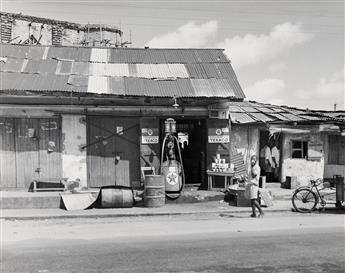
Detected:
[292,188,318,213]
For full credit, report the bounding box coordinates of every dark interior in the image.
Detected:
[160,118,206,184]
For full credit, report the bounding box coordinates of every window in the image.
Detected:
[328,135,345,165]
[292,140,308,159]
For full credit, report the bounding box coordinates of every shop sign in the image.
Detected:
[208,128,229,143]
[141,128,159,144]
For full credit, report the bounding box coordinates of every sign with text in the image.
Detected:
[141,128,159,144]
[208,127,229,143]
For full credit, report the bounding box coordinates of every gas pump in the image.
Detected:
[160,118,185,199]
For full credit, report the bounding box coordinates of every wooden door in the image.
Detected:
[113,118,140,186]
[87,117,140,188]
[38,118,62,179]
[15,118,40,188]
[0,118,16,188]
[87,117,116,187]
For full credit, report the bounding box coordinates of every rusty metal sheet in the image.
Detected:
[228,105,245,112]
[0,57,24,72]
[266,113,291,121]
[108,77,125,95]
[59,61,73,74]
[185,63,207,78]
[279,113,306,121]
[71,62,90,75]
[240,106,260,113]
[27,46,46,59]
[201,63,222,78]
[90,48,108,63]
[208,78,235,97]
[47,46,77,61]
[190,79,213,97]
[74,47,92,62]
[87,76,108,94]
[24,59,58,74]
[230,113,256,123]
[249,112,274,122]
[0,44,29,59]
[217,63,245,98]
[68,75,88,87]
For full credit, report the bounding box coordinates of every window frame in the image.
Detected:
[291,140,308,159]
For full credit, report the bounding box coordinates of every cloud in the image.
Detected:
[245,78,286,105]
[244,67,344,110]
[146,20,218,48]
[217,22,313,69]
[313,67,344,109]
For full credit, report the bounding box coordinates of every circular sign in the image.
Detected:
[216,129,222,135]
[166,172,179,185]
[147,129,153,136]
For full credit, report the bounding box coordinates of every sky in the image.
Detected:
[1,0,344,111]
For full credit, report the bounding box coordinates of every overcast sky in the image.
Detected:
[1,0,344,110]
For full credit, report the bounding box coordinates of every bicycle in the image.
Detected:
[291,178,337,213]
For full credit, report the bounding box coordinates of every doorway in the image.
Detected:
[259,130,282,183]
[160,118,206,184]
[87,117,140,188]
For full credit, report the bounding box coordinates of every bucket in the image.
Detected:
[144,175,165,208]
[100,188,134,208]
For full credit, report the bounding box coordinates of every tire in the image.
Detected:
[292,189,318,213]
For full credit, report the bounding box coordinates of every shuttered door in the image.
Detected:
[0,118,16,188]
[87,117,140,188]
[329,135,345,165]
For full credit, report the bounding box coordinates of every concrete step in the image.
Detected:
[1,190,225,209]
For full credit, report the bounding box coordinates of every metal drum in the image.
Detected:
[144,175,165,207]
[101,188,134,208]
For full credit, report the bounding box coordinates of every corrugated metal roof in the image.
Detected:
[279,113,306,122]
[0,44,244,99]
[230,113,256,123]
[185,63,207,79]
[71,61,90,75]
[24,59,58,74]
[0,57,24,72]
[90,48,108,63]
[87,76,108,94]
[266,113,291,121]
[249,112,274,122]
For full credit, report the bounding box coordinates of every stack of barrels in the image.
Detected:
[144,175,165,207]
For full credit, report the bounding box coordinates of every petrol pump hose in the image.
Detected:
[160,134,185,199]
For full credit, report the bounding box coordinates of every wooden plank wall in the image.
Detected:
[0,117,62,189]
[0,118,16,187]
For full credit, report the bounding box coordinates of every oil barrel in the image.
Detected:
[144,175,165,207]
[100,188,134,208]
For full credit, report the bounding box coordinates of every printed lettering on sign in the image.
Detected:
[208,128,230,143]
[41,122,58,131]
[141,127,159,144]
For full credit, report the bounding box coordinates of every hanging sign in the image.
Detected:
[208,128,229,143]
[141,128,159,144]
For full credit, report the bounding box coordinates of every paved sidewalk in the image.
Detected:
[0,200,294,220]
